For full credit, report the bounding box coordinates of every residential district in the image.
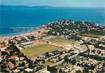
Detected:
[0,20,105,73]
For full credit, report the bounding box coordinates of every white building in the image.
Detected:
[37,70,50,73]
[21,41,33,48]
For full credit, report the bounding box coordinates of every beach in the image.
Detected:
[1,19,105,73]
[1,0,105,72]
[0,25,46,41]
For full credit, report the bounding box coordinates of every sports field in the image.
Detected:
[21,44,62,58]
[21,36,78,58]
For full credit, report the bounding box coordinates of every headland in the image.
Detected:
[0,20,105,73]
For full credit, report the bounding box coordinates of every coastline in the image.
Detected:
[0,20,105,41]
[1,19,105,73]
[0,25,46,41]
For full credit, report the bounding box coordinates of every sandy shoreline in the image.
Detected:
[0,25,47,41]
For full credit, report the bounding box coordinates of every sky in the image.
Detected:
[0,0,105,8]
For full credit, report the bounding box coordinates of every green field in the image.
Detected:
[21,44,62,58]
[48,36,77,45]
[21,36,78,58]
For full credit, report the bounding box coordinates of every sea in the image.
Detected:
[0,6,105,36]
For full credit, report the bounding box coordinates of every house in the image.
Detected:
[37,70,50,73]
[21,41,33,48]
[24,68,33,72]
[0,47,6,52]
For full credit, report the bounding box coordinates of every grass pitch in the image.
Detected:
[21,44,62,58]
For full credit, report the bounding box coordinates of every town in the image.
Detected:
[0,20,105,73]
